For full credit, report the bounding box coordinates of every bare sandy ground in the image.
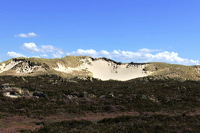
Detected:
[54,58,150,81]
[0,58,150,81]
[0,61,45,75]
[0,61,21,73]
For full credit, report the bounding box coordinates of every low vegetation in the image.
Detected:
[0,74,200,132]
[1,56,200,132]
[13,56,89,68]
[32,115,200,133]
[1,56,200,80]
[145,62,200,80]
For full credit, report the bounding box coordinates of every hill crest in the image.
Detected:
[0,56,200,81]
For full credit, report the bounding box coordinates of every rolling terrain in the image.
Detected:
[0,56,200,81]
[0,56,200,132]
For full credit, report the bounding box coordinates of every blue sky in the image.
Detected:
[0,0,200,65]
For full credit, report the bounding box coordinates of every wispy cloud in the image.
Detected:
[40,54,48,57]
[69,49,98,56]
[4,46,199,65]
[22,42,64,58]
[67,48,199,65]
[138,48,161,53]
[15,32,37,38]
[7,51,25,58]
[23,42,40,52]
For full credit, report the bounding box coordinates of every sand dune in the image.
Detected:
[1,56,199,81]
[0,61,21,73]
[54,58,149,81]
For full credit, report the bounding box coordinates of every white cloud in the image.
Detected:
[40,54,48,57]
[15,32,37,38]
[23,42,40,52]
[40,45,55,52]
[22,42,64,58]
[100,50,111,58]
[138,48,161,53]
[53,50,64,58]
[7,51,25,58]
[100,50,110,55]
[68,49,98,56]
[67,49,199,65]
[5,46,199,65]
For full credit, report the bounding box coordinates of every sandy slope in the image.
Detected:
[54,58,149,81]
[0,57,150,81]
[0,61,44,75]
[0,61,21,73]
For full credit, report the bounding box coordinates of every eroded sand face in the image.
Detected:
[0,61,21,73]
[15,62,45,74]
[0,58,150,81]
[0,61,45,75]
[54,58,149,81]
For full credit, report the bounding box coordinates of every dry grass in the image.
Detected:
[0,59,12,66]
[0,56,92,78]
[12,56,89,68]
[145,62,200,80]
[1,56,200,80]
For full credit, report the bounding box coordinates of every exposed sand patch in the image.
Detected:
[54,58,150,81]
[0,61,21,73]
[0,58,150,80]
[15,62,45,74]
[0,61,45,75]
[3,92,19,98]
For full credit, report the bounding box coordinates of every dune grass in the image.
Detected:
[145,62,200,80]
[1,56,200,80]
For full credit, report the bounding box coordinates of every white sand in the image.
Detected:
[54,58,149,81]
[0,60,46,75]
[3,92,19,98]
[0,58,150,80]
[15,62,37,74]
[0,61,21,73]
